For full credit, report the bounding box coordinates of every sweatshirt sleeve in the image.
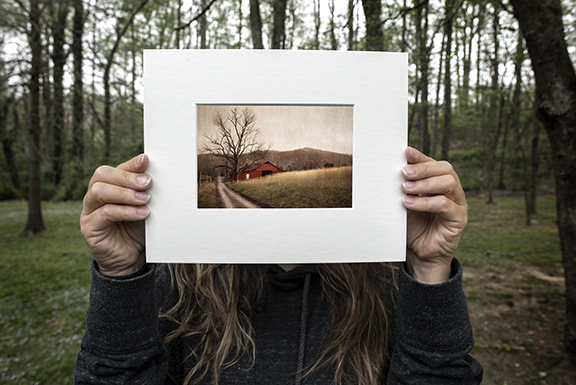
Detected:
[387,258,483,384]
[74,262,169,385]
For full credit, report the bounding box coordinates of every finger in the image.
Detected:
[81,203,150,233]
[117,153,149,173]
[402,159,457,182]
[403,194,467,224]
[402,174,466,205]
[83,181,152,214]
[88,165,152,191]
[405,147,435,164]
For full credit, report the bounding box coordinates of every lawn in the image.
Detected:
[0,195,574,384]
[0,201,91,384]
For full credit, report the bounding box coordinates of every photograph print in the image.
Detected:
[197,105,353,209]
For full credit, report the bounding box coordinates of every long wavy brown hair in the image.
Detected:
[161,263,398,385]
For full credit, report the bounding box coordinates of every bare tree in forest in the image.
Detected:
[102,0,149,162]
[413,1,432,155]
[49,0,70,186]
[362,0,383,51]
[249,0,263,48]
[203,108,269,181]
[24,0,46,235]
[440,0,456,161]
[72,0,84,165]
[271,0,288,49]
[510,0,576,359]
[485,4,503,204]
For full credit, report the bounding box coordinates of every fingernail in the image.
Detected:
[403,181,416,190]
[136,154,145,166]
[404,196,415,205]
[135,191,150,202]
[402,166,417,177]
[137,207,149,216]
[137,175,151,186]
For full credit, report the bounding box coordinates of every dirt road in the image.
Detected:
[217,177,260,208]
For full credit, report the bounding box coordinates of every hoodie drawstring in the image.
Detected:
[295,272,311,385]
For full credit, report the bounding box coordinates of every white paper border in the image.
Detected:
[144,50,407,264]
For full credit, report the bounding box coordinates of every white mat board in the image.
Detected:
[143,50,407,264]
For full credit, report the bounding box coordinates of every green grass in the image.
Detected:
[230,167,352,208]
[198,181,219,208]
[0,194,566,384]
[457,195,561,267]
[0,201,91,385]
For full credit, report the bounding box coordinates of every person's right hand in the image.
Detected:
[80,154,152,277]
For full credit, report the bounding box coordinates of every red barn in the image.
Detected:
[234,162,285,181]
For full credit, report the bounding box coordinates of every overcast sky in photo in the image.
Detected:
[197,105,354,154]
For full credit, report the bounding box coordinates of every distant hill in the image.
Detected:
[198,147,352,178]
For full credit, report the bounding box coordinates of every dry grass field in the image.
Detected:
[230,166,352,208]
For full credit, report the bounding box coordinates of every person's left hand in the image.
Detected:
[402,147,468,284]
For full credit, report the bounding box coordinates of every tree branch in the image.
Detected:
[175,0,218,31]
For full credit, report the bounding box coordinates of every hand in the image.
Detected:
[402,147,468,284]
[80,154,152,277]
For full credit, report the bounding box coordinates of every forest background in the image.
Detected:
[1,0,576,383]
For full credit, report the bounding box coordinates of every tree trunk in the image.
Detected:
[0,100,21,191]
[102,0,150,162]
[348,0,355,50]
[72,0,84,164]
[511,0,576,358]
[199,0,208,49]
[415,2,430,155]
[432,34,445,159]
[486,6,501,204]
[526,116,541,221]
[328,0,337,50]
[249,0,263,49]
[24,0,46,235]
[51,2,70,186]
[313,0,320,50]
[271,0,288,49]
[362,0,383,51]
[441,0,455,161]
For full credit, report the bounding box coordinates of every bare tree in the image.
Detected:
[203,107,268,181]
[511,0,576,359]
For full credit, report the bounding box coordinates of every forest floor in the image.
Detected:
[0,196,575,384]
[460,195,575,384]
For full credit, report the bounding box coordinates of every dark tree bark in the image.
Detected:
[511,0,576,358]
[328,0,337,50]
[441,0,455,161]
[24,0,46,235]
[0,98,21,191]
[362,0,383,51]
[486,6,501,204]
[199,0,208,49]
[432,34,445,159]
[249,0,263,49]
[414,1,430,155]
[72,0,84,163]
[50,1,70,186]
[347,0,355,50]
[271,0,288,49]
[313,0,320,50]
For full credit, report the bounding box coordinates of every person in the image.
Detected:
[75,147,483,384]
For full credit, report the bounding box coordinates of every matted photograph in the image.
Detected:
[197,105,353,209]
[144,49,407,264]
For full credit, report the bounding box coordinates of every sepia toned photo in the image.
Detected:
[197,105,353,209]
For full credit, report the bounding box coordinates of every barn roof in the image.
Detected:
[239,161,283,173]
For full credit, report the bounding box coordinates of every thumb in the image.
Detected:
[117,153,149,173]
